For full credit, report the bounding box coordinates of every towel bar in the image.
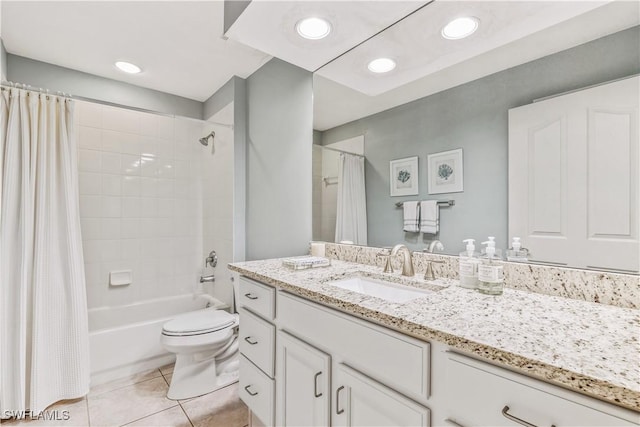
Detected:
[395,200,455,208]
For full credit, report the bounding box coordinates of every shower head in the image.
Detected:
[199,131,215,146]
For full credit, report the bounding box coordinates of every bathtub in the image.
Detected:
[88,294,206,386]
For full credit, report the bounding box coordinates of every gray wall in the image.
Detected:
[0,39,7,80]
[203,76,238,120]
[7,54,203,119]
[246,58,313,260]
[321,26,640,255]
[224,0,252,34]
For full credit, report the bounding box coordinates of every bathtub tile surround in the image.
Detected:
[228,258,640,412]
[76,100,236,384]
[0,364,248,426]
[322,242,640,309]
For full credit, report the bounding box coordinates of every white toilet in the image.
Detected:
[161,307,240,400]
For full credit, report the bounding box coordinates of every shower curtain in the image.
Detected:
[335,153,368,245]
[0,88,89,415]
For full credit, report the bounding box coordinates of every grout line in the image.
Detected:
[117,404,180,427]
[178,404,195,427]
[90,369,164,397]
[84,396,91,427]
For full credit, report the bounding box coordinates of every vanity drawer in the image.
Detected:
[239,276,275,320]
[278,292,430,403]
[240,354,274,427]
[239,308,275,378]
[445,352,639,427]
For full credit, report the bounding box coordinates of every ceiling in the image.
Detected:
[1,1,638,130]
[313,0,640,130]
[0,1,271,101]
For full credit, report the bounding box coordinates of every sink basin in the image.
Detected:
[329,277,431,303]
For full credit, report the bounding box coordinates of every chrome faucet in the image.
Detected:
[391,244,415,277]
[200,274,215,283]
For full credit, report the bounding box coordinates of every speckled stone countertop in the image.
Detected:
[229,258,640,412]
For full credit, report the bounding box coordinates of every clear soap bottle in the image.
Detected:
[477,237,504,295]
[458,239,480,289]
[506,237,530,262]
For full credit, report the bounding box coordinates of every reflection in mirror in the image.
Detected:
[312,3,639,273]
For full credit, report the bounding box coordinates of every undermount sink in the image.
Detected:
[328,276,432,303]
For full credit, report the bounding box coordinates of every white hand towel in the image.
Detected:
[420,200,439,234]
[403,201,420,232]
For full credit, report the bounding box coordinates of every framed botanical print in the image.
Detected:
[428,149,463,194]
[389,156,419,197]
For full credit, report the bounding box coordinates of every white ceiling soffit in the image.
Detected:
[316,1,614,96]
[0,1,271,102]
[225,0,429,72]
[313,0,639,130]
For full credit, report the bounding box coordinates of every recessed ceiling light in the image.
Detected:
[296,17,332,40]
[367,58,396,74]
[441,17,479,40]
[115,61,142,74]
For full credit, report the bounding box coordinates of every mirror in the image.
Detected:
[311,1,639,273]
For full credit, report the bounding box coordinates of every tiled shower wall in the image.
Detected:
[76,101,233,310]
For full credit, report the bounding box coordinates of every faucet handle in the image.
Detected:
[423,259,445,281]
[376,248,393,273]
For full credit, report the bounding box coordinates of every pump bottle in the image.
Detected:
[458,239,480,289]
[478,237,504,295]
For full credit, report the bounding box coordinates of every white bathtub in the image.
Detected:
[88,294,206,386]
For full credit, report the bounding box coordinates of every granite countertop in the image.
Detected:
[229,258,640,412]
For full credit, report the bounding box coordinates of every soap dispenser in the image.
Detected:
[478,237,504,295]
[506,237,530,262]
[458,239,480,289]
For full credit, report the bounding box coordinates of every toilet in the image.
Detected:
[161,308,240,400]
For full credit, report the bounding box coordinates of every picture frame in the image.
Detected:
[389,156,419,197]
[427,148,464,194]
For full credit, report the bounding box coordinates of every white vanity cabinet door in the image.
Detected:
[240,355,275,427]
[276,331,331,427]
[239,308,275,378]
[239,276,276,320]
[445,353,639,427]
[333,364,430,427]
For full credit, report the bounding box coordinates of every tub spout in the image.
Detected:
[200,274,215,283]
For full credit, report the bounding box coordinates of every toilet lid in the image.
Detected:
[162,308,236,335]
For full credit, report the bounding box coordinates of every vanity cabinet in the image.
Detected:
[333,363,430,427]
[276,331,331,426]
[444,352,639,427]
[277,291,431,427]
[238,277,277,426]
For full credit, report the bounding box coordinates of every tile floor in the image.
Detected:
[1,364,248,427]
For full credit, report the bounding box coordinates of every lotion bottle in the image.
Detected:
[478,237,504,295]
[458,239,480,289]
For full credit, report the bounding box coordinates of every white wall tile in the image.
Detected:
[101,174,121,196]
[78,102,102,128]
[121,218,140,239]
[79,149,101,172]
[121,154,141,176]
[139,114,158,137]
[80,195,101,218]
[140,156,158,177]
[122,176,140,196]
[79,126,102,150]
[139,197,157,218]
[101,240,121,262]
[103,106,140,134]
[80,218,101,240]
[79,172,101,195]
[122,197,140,218]
[101,196,122,218]
[101,218,121,239]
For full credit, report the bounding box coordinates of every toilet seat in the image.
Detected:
[162,308,237,337]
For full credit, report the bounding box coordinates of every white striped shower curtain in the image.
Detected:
[0,87,89,416]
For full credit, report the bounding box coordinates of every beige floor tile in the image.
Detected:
[180,384,248,427]
[0,398,89,426]
[124,406,192,427]
[88,377,177,426]
[90,369,163,397]
[159,364,174,376]
[162,371,173,386]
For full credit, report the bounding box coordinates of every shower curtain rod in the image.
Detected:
[0,81,234,130]
[316,145,365,158]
